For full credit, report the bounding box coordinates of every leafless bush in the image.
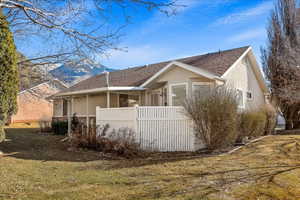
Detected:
[262,104,277,135]
[70,122,142,158]
[183,85,239,150]
[96,127,142,158]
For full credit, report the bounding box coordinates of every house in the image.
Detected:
[52,46,269,151]
[9,79,68,124]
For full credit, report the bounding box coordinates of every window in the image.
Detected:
[128,95,139,107]
[62,99,68,116]
[246,91,253,100]
[119,94,139,107]
[170,83,187,106]
[192,83,211,98]
[236,89,244,108]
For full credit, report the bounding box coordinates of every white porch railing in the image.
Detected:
[96,106,202,152]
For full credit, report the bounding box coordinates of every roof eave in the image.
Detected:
[54,86,146,97]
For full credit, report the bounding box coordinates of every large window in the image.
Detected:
[192,82,211,98]
[170,83,187,106]
[119,94,140,107]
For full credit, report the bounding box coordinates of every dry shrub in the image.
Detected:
[184,85,239,150]
[71,122,142,158]
[237,111,267,143]
[262,104,277,135]
[96,126,141,158]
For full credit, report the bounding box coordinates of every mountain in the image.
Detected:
[49,60,114,85]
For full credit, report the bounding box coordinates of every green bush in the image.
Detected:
[184,86,239,150]
[51,121,68,135]
[238,111,267,142]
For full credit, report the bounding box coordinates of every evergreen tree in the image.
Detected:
[0,11,19,142]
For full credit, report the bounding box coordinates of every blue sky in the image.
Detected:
[100,0,275,70]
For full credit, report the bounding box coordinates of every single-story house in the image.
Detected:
[52,46,269,151]
[9,79,68,124]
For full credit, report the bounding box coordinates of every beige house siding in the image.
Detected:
[223,56,265,110]
[145,66,215,106]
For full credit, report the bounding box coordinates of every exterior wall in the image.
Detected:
[11,92,54,123]
[145,66,215,106]
[223,56,266,110]
[53,93,122,118]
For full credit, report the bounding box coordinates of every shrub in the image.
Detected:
[71,123,142,158]
[237,111,267,142]
[51,120,68,135]
[183,85,239,150]
[262,104,277,135]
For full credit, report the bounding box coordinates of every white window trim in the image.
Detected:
[246,91,253,101]
[169,82,188,106]
[236,88,245,109]
[192,82,213,92]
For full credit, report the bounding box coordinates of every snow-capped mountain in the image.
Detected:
[49,60,114,85]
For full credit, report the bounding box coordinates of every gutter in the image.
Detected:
[54,86,146,97]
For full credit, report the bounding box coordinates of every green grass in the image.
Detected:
[1,129,300,200]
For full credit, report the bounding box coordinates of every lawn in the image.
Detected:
[1,128,300,200]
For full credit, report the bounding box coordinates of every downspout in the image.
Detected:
[105,71,110,108]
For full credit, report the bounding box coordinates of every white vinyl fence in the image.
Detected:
[96,106,203,152]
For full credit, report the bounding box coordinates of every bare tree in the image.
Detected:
[261,0,300,129]
[0,0,179,66]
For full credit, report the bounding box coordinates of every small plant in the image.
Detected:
[184,85,239,150]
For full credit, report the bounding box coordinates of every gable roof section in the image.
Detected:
[57,46,250,94]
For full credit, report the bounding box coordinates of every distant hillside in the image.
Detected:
[49,60,114,85]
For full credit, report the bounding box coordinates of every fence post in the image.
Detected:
[133,105,139,143]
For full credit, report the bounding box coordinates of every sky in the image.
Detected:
[99,0,275,70]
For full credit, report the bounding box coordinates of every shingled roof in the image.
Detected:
[59,46,250,94]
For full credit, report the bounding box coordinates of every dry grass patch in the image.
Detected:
[1,129,300,199]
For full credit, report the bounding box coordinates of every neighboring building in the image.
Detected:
[9,80,68,124]
[52,46,268,124]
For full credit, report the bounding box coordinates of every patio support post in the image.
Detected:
[67,97,72,137]
[86,94,89,128]
[107,90,110,108]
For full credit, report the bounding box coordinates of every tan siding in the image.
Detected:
[73,96,87,115]
[88,94,106,115]
[223,56,265,110]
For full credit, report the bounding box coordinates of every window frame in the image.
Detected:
[169,82,188,106]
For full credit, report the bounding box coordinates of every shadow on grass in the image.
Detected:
[0,128,100,162]
[0,128,205,166]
